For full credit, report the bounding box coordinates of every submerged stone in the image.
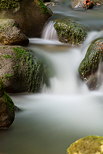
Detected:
[78,38,103,89]
[67,136,103,154]
[54,17,87,45]
[0,0,52,37]
[0,46,47,93]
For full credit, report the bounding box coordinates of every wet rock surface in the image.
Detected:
[0,46,46,93]
[0,0,52,37]
[0,82,15,129]
[0,19,29,45]
[54,17,87,45]
[78,38,103,90]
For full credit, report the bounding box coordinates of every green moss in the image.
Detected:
[2,54,12,59]
[0,0,22,9]
[3,92,14,112]
[54,18,87,45]
[13,47,45,92]
[13,47,28,59]
[4,74,13,79]
[0,79,14,112]
[67,136,103,154]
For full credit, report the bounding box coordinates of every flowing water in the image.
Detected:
[1,2,103,154]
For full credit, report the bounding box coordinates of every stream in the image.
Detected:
[0,1,103,154]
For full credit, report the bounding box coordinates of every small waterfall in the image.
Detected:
[41,30,103,94]
[43,47,89,94]
[30,22,103,95]
[42,21,59,41]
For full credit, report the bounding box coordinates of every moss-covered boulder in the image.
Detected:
[0,19,29,45]
[78,38,103,89]
[54,18,87,45]
[0,81,15,129]
[0,46,46,93]
[67,136,103,154]
[0,0,52,37]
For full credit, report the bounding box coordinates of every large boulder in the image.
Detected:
[0,81,15,129]
[0,46,46,93]
[54,17,87,45]
[78,38,103,90]
[0,0,52,37]
[0,19,29,45]
[67,136,103,154]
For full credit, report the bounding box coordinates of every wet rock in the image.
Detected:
[54,17,87,45]
[0,46,46,93]
[67,136,103,154]
[0,19,29,46]
[45,2,57,7]
[0,81,15,129]
[14,105,22,112]
[0,0,52,37]
[71,0,102,8]
[78,38,103,90]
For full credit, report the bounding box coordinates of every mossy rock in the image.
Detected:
[0,0,52,37]
[78,38,103,89]
[0,81,15,129]
[67,136,103,154]
[54,17,87,45]
[0,46,47,93]
[0,0,21,9]
[0,19,29,45]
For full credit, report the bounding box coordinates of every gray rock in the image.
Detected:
[0,19,29,45]
[0,46,46,93]
[78,38,103,90]
[0,81,15,129]
[0,0,52,37]
[54,17,87,45]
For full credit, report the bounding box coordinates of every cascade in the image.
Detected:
[1,2,103,154]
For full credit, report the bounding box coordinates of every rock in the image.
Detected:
[0,19,29,46]
[0,81,15,129]
[14,105,22,112]
[45,2,57,7]
[0,0,52,37]
[83,0,95,9]
[71,0,85,8]
[54,17,87,45]
[78,38,103,89]
[0,46,46,93]
[67,136,103,154]
[71,0,103,8]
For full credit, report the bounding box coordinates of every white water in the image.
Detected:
[42,21,59,41]
[33,23,103,94]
